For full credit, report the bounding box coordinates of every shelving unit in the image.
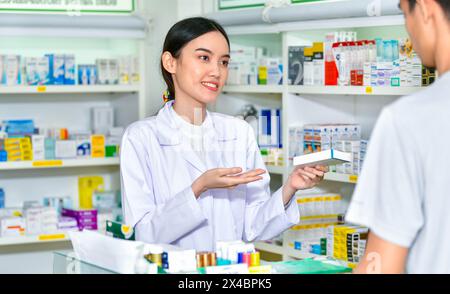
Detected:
[217,12,418,261]
[0,85,140,95]
[0,233,70,246]
[0,158,120,171]
[0,14,147,273]
[288,86,420,96]
[223,85,283,94]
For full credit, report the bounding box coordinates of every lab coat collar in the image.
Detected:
[155,101,235,173]
[155,100,235,145]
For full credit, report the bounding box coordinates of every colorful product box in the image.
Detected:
[46,54,65,85]
[64,55,76,85]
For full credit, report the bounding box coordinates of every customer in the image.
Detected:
[347,0,450,274]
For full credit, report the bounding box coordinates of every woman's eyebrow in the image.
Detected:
[195,48,230,58]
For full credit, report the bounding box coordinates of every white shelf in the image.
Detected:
[0,233,71,246]
[255,242,285,255]
[289,86,422,96]
[223,85,283,94]
[0,85,140,95]
[0,158,120,171]
[324,172,358,184]
[266,165,285,175]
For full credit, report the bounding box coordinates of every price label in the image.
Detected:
[349,175,358,183]
[37,86,47,93]
[38,234,67,241]
[33,160,63,168]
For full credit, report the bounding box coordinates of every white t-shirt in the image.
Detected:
[346,71,450,274]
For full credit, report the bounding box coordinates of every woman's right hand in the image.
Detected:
[191,167,266,198]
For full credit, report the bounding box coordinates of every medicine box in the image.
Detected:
[55,140,77,159]
[47,54,65,85]
[288,46,305,85]
[64,55,76,85]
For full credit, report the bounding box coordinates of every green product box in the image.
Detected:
[105,145,118,157]
[106,220,135,241]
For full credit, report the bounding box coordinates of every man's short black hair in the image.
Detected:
[408,0,450,19]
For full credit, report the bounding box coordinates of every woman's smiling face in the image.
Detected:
[163,31,230,105]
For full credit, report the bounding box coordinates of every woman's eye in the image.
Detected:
[199,55,209,61]
[221,60,230,67]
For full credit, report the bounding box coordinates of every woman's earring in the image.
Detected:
[163,90,173,103]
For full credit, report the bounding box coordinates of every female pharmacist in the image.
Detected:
[120,17,327,252]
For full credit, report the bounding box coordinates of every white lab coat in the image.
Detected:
[120,101,299,252]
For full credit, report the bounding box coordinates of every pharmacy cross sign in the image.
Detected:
[0,0,135,14]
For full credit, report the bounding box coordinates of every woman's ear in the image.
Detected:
[162,52,177,74]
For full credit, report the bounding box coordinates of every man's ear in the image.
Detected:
[416,0,432,24]
[162,51,177,74]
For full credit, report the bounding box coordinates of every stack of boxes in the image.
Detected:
[327,225,368,266]
[0,216,25,237]
[62,208,98,231]
[4,138,33,162]
[288,33,434,88]
[0,106,122,163]
[23,205,58,235]
[0,54,139,87]
[289,123,368,175]
[227,44,282,86]
[290,194,345,255]
[302,123,361,155]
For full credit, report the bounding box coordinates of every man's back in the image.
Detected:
[346,71,450,273]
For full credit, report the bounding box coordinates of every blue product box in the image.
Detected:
[88,65,97,85]
[47,54,65,85]
[0,188,4,208]
[294,241,302,250]
[0,150,7,162]
[78,65,88,85]
[4,120,35,135]
[64,55,76,85]
[44,138,56,160]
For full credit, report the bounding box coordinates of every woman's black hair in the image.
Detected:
[161,17,230,101]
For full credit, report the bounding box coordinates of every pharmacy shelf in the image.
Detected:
[324,173,358,184]
[0,158,120,171]
[266,165,285,175]
[254,242,285,255]
[0,85,140,95]
[289,86,422,96]
[223,85,283,94]
[0,232,71,246]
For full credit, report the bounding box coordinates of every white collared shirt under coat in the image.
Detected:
[120,101,299,252]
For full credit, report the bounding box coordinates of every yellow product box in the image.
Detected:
[91,147,106,158]
[5,138,21,146]
[20,138,31,144]
[21,155,33,161]
[78,176,105,209]
[91,135,105,146]
[7,155,22,162]
[6,150,21,157]
[5,144,20,152]
[91,135,106,158]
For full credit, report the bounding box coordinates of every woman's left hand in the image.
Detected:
[282,165,328,205]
